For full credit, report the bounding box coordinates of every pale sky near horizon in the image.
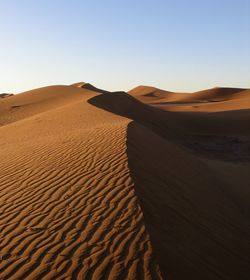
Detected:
[0,0,249,93]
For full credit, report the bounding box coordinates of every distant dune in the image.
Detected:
[179,87,249,102]
[0,93,13,99]
[0,83,249,279]
[129,85,250,111]
[128,85,187,103]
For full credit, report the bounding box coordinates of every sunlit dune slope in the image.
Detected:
[0,85,162,279]
[0,85,96,126]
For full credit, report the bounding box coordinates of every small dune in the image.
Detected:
[128,85,186,103]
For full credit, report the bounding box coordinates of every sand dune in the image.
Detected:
[0,85,162,279]
[0,83,249,279]
[129,86,250,112]
[170,88,250,112]
[128,86,186,103]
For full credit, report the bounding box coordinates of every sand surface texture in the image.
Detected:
[0,83,249,279]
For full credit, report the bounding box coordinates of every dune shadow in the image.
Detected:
[87,92,250,280]
[87,91,186,143]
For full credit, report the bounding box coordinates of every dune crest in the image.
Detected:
[71,82,109,94]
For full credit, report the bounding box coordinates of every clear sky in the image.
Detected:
[0,0,249,93]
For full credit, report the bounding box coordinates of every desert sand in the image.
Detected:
[0,83,249,279]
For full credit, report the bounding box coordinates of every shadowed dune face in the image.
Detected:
[88,91,250,280]
[126,122,250,280]
[173,109,250,136]
[87,91,187,143]
[88,91,250,158]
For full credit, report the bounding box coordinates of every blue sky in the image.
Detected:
[0,0,249,93]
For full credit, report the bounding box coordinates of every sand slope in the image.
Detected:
[0,84,249,279]
[0,85,162,279]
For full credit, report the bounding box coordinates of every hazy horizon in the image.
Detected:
[1,0,250,93]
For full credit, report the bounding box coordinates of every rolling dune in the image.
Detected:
[129,86,250,112]
[0,83,249,279]
[128,86,186,103]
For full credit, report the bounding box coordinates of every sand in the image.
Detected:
[0,83,249,279]
[129,86,250,111]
